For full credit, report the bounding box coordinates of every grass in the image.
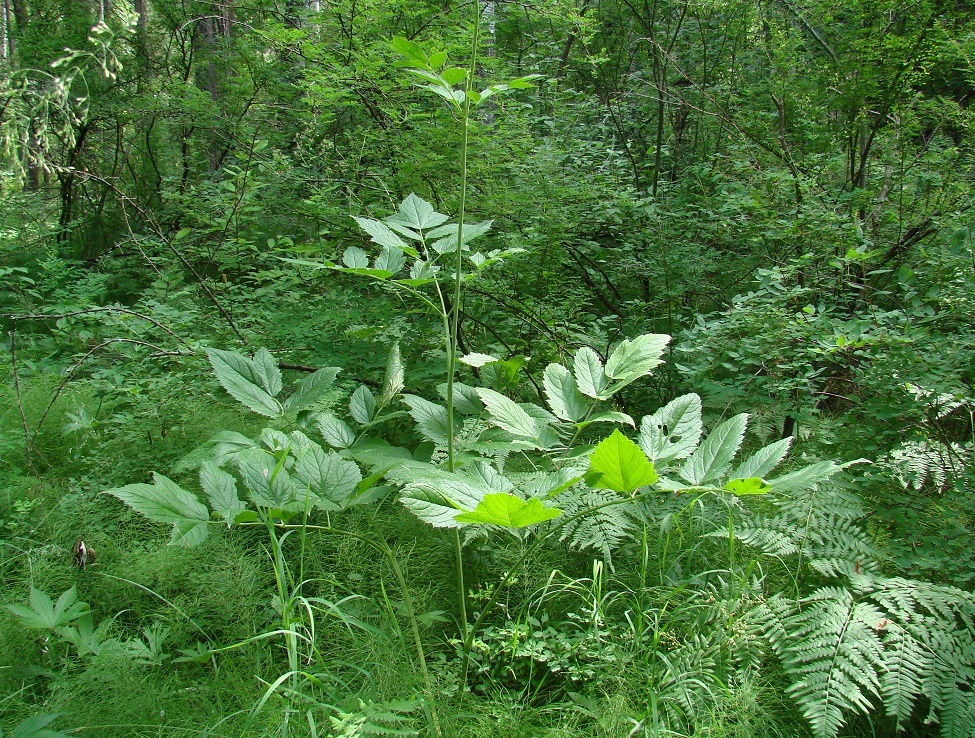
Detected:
[0,333,823,738]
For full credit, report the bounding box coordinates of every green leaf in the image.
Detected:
[679,414,748,485]
[381,343,405,404]
[341,266,393,279]
[460,352,499,367]
[639,394,703,465]
[583,411,635,427]
[402,394,450,445]
[251,347,282,397]
[283,367,341,413]
[423,83,465,105]
[441,67,467,86]
[397,469,487,528]
[438,382,482,414]
[8,713,72,738]
[766,459,867,493]
[605,334,670,386]
[585,430,659,494]
[723,477,771,495]
[429,220,493,253]
[475,387,539,438]
[293,444,362,505]
[382,219,422,241]
[374,245,406,274]
[317,413,356,449]
[56,611,110,658]
[391,36,427,66]
[427,51,447,69]
[200,460,246,525]
[544,363,588,422]
[507,74,543,88]
[236,449,298,511]
[105,473,210,547]
[207,348,283,418]
[454,493,561,528]
[350,385,377,425]
[395,193,449,230]
[6,587,89,630]
[342,246,369,268]
[732,437,793,480]
[574,347,609,399]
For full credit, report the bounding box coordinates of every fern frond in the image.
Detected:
[879,623,927,727]
[882,440,970,491]
[733,515,801,558]
[857,576,975,737]
[774,587,886,738]
[554,487,636,568]
[805,515,882,577]
[758,577,975,738]
[329,698,421,737]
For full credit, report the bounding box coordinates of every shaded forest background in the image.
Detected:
[1,1,974,736]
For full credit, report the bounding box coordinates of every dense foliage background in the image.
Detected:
[1,1,973,736]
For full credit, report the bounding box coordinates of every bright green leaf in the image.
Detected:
[585,430,659,494]
[454,493,561,528]
[724,477,771,495]
[441,67,467,85]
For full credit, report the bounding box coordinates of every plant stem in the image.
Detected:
[444,5,481,474]
[444,3,482,656]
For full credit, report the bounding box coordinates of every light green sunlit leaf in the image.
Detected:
[454,493,561,528]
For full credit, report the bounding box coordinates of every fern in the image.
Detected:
[857,576,975,737]
[753,577,975,738]
[554,486,636,568]
[754,588,886,738]
[734,480,881,578]
[882,440,971,492]
[329,699,421,737]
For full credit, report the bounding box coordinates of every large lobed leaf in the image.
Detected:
[586,429,659,494]
[454,493,561,528]
[105,473,209,546]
